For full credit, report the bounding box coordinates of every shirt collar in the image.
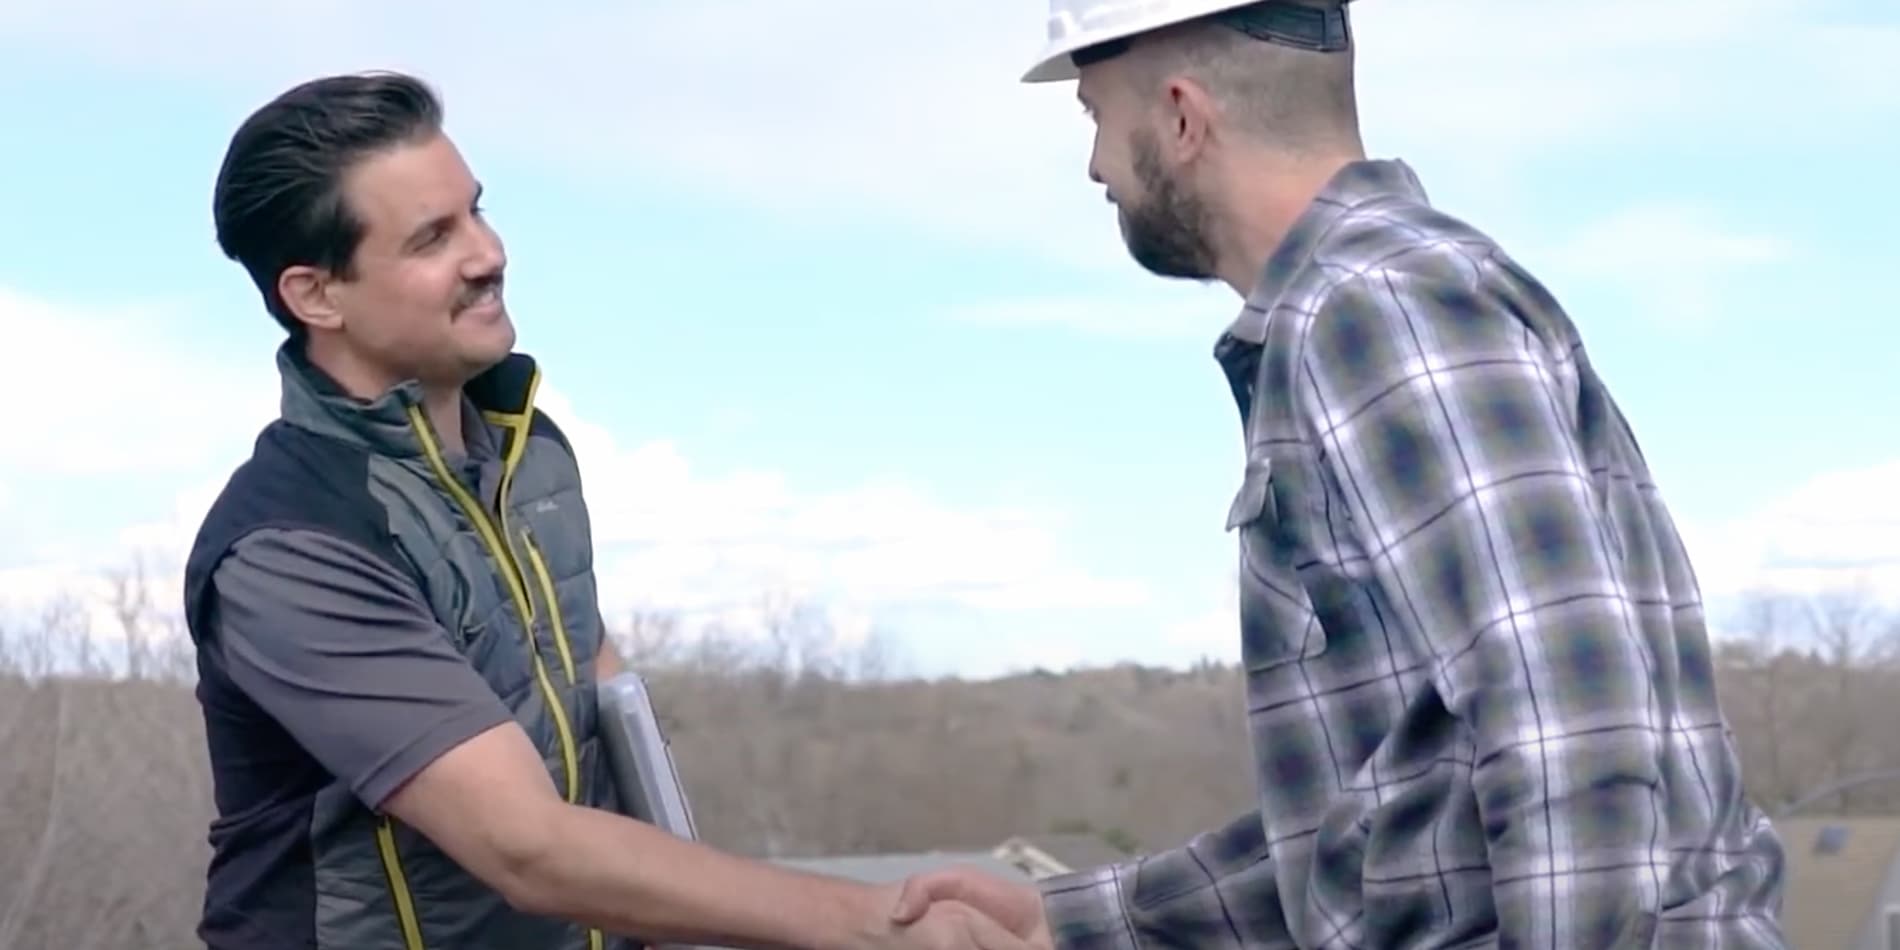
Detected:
[456,393,502,463]
[1220,158,1428,346]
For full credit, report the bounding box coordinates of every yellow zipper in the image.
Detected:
[404,405,581,799]
[407,403,599,948]
[523,528,606,950]
[376,816,426,950]
[522,535,579,686]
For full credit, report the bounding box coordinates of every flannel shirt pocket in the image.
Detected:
[1226,457,1327,673]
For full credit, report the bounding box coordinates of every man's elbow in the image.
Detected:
[478,801,576,916]
[386,797,568,915]
[374,723,584,917]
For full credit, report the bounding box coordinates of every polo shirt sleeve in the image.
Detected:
[206,526,517,810]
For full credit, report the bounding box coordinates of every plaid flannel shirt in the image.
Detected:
[1039,161,1788,948]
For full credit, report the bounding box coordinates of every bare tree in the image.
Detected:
[1726,593,1800,807]
[1799,586,1899,811]
[106,560,153,681]
[13,563,1900,948]
[1718,586,1900,814]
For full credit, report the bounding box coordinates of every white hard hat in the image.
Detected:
[1021,0,1354,84]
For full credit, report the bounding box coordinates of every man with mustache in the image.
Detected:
[894,1,1789,947]
[183,70,1025,950]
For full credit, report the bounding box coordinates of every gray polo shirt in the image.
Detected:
[191,406,519,947]
[208,526,516,810]
[204,401,513,812]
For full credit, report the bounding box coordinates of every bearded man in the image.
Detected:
[893,2,1789,947]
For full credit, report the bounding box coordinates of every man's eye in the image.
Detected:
[410,226,448,252]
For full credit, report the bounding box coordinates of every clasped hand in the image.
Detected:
[874,866,1054,950]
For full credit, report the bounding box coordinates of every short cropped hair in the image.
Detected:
[1132,4,1359,153]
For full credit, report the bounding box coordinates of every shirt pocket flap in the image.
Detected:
[1225,456,1327,673]
[1225,458,1276,531]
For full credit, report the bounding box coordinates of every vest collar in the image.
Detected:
[275,341,543,463]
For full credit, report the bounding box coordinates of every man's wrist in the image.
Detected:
[784,875,891,950]
[1036,865,1138,950]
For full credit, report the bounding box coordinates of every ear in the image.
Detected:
[277,264,346,333]
[1160,77,1218,163]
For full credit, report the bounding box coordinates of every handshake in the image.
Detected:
[867,865,1055,950]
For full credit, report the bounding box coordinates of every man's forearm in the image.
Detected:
[509,801,882,950]
[1040,808,1283,949]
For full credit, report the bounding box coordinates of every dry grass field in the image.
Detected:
[0,586,1894,947]
[0,675,215,948]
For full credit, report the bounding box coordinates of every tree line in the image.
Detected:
[0,573,1893,947]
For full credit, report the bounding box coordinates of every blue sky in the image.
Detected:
[0,0,1895,676]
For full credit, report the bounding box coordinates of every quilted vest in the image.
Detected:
[183,343,628,950]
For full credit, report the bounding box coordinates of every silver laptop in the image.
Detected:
[597,671,700,842]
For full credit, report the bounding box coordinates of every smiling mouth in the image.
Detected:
[458,282,504,315]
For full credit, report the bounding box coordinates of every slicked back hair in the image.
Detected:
[212,71,445,336]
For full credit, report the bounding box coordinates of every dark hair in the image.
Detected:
[212,70,445,336]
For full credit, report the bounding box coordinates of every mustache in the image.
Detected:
[453,272,504,312]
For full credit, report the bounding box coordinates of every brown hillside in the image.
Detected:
[0,587,1895,947]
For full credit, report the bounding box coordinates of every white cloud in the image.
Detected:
[0,285,1141,655]
[0,465,254,645]
[534,385,1151,620]
[1539,202,1794,329]
[0,351,242,647]
[1684,459,1900,609]
[1,0,1890,267]
[0,286,278,476]
[1161,577,1241,666]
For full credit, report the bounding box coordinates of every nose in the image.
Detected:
[464,217,507,278]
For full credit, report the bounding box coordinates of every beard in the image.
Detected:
[1117,129,1219,281]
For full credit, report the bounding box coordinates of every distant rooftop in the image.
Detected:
[773,851,1032,884]
[772,830,1135,889]
[999,832,1131,873]
[1775,815,1900,950]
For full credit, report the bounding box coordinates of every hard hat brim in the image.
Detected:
[1020,53,1080,83]
[1020,0,1355,84]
